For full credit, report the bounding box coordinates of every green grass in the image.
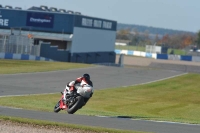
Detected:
[115,45,187,55]
[115,45,146,51]
[0,60,149,133]
[0,59,93,74]
[168,48,186,55]
[0,116,148,133]
[1,73,200,124]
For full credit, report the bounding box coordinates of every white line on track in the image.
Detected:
[0,93,57,98]
[0,106,22,110]
[122,72,188,88]
[96,115,200,126]
[0,65,103,76]
[144,120,200,126]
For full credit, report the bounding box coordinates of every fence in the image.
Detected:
[115,49,200,63]
[145,45,161,53]
[0,35,40,56]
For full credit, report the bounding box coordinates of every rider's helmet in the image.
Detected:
[83,73,90,80]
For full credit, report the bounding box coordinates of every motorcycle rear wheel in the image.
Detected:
[54,100,61,113]
[67,96,84,114]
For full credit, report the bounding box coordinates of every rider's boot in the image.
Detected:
[62,98,67,105]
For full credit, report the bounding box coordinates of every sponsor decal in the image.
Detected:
[30,18,51,23]
[26,12,54,28]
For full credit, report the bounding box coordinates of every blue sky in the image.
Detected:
[1,0,199,32]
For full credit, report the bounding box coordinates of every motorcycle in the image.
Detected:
[54,84,93,114]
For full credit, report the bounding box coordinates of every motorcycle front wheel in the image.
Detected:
[67,96,84,114]
[54,100,61,113]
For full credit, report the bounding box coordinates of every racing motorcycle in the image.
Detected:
[54,84,93,114]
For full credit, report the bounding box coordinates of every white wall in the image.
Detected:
[66,41,72,51]
[115,42,127,46]
[71,27,116,53]
[146,45,162,53]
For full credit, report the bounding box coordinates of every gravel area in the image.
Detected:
[0,120,104,133]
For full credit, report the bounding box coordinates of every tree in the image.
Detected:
[161,34,170,46]
[154,34,160,43]
[169,34,181,49]
[181,34,192,48]
[196,30,200,48]
[130,29,140,45]
[116,29,131,40]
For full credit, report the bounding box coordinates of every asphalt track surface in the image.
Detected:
[0,66,200,133]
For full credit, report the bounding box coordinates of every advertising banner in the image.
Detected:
[74,16,117,31]
[26,12,54,28]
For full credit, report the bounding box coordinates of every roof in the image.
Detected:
[0,5,82,16]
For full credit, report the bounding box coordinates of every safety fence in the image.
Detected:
[115,49,157,59]
[0,52,53,61]
[115,49,200,62]
[0,35,40,56]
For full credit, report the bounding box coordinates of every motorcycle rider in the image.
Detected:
[62,73,93,105]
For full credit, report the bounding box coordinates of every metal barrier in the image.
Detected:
[0,35,40,56]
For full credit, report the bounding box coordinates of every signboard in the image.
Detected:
[74,16,117,31]
[0,11,9,27]
[81,18,113,29]
[26,12,54,28]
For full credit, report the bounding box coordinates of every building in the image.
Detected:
[0,5,117,63]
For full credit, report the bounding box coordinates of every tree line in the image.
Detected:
[117,23,195,36]
[117,28,200,50]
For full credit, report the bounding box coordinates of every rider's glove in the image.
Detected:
[82,84,86,87]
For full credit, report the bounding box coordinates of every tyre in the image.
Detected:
[54,100,61,113]
[67,96,84,114]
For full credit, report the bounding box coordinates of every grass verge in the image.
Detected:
[0,74,200,124]
[0,116,148,133]
[0,59,93,74]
